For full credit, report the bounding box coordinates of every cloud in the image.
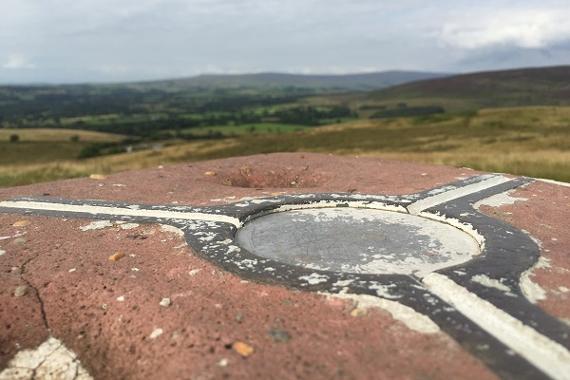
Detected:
[439,7,570,49]
[2,54,35,69]
[0,0,568,83]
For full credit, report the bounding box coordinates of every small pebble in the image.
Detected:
[89,174,107,180]
[109,252,126,262]
[159,298,171,307]
[203,171,217,176]
[68,268,76,273]
[232,341,254,357]
[14,285,28,297]
[218,358,229,367]
[149,328,163,339]
[350,308,367,317]
[0,249,5,256]
[189,269,201,276]
[116,296,125,302]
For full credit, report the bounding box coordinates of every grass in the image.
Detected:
[0,140,241,187]
[0,129,125,167]
[0,142,94,165]
[1,106,568,186]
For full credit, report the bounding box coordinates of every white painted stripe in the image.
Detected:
[423,273,570,380]
[407,175,512,214]
[535,178,570,188]
[0,200,240,227]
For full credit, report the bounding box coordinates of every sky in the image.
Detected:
[1,0,569,83]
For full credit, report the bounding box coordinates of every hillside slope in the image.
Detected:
[368,66,570,109]
[148,71,449,91]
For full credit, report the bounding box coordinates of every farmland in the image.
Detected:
[0,66,569,187]
[1,106,568,187]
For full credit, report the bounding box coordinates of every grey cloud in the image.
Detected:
[0,0,568,83]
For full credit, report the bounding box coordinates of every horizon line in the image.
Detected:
[0,63,568,87]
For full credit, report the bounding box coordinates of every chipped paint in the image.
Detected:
[369,283,401,299]
[520,257,550,304]
[473,189,528,209]
[333,279,354,287]
[268,200,407,215]
[299,273,329,285]
[423,273,570,380]
[160,224,185,237]
[119,222,140,230]
[0,336,93,380]
[79,220,113,231]
[324,292,440,334]
[471,274,513,294]
[417,211,486,252]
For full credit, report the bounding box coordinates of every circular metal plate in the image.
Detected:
[236,207,480,276]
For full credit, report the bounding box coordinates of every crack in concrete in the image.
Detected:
[19,253,50,333]
[3,237,92,379]
[29,340,63,380]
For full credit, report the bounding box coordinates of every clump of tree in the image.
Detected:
[78,142,125,159]
[274,106,355,126]
[9,134,19,142]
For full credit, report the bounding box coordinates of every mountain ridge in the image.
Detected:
[0,71,449,91]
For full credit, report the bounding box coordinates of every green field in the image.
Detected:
[1,106,568,187]
[0,129,125,166]
[1,66,569,187]
[0,128,124,142]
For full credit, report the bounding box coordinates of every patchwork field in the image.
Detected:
[1,106,568,187]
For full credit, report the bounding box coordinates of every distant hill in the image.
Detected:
[150,71,449,91]
[369,65,570,109]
